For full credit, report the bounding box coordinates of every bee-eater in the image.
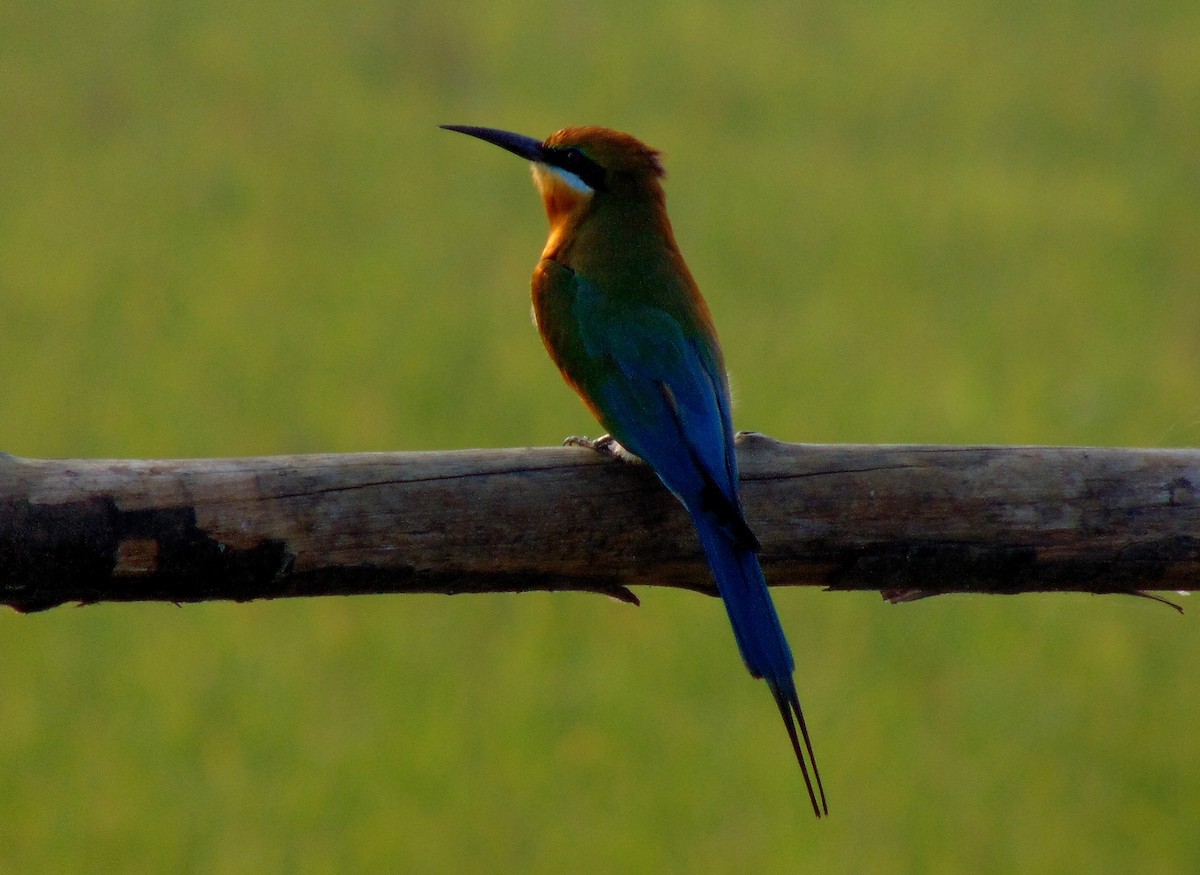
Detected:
[441,124,827,817]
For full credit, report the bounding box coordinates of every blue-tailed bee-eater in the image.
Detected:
[441,124,827,817]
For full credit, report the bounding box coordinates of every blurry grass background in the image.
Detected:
[3,0,1199,871]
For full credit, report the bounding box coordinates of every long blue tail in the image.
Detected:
[693,510,828,818]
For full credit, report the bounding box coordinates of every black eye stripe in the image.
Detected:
[548,147,607,191]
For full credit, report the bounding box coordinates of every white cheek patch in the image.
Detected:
[533,163,593,195]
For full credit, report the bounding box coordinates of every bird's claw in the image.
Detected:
[563,434,641,463]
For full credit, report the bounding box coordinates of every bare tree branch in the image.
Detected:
[2,435,1197,613]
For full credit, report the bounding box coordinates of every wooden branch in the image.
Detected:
[2,436,1198,613]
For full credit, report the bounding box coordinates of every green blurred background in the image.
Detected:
[3,1,1199,871]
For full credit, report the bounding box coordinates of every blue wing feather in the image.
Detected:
[572,281,734,503]
[566,273,827,816]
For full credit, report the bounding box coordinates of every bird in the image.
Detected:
[441,124,827,817]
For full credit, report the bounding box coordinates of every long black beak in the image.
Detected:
[440,125,546,162]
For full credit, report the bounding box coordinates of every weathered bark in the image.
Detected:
[1,435,1197,613]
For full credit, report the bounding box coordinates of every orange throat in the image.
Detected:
[532,165,592,259]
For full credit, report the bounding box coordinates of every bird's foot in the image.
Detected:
[563,434,642,464]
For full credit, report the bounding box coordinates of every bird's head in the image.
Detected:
[440,125,665,225]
